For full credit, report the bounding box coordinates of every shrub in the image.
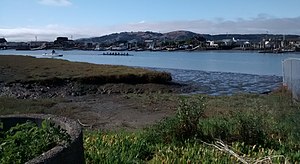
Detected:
[144,96,205,144]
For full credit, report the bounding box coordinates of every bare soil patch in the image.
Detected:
[0,84,181,131]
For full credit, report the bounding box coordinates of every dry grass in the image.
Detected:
[0,55,171,84]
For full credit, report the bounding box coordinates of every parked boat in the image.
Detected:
[259,48,296,54]
[42,52,63,57]
[258,50,274,53]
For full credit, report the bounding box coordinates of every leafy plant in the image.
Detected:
[84,131,153,163]
[0,120,70,164]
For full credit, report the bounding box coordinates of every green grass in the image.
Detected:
[84,91,300,163]
[0,55,171,84]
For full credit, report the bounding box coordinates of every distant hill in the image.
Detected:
[76,31,300,44]
[76,31,206,44]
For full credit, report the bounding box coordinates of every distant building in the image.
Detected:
[56,37,68,42]
[0,38,7,49]
[53,37,75,49]
[30,41,47,48]
[144,40,155,50]
[206,41,218,47]
[0,38,7,43]
[54,37,68,45]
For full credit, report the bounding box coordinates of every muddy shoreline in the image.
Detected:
[0,55,283,131]
[0,81,191,99]
[151,68,283,95]
[0,81,189,131]
[0,76,281,131]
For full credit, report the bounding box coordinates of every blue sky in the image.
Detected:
[1,0,300,41]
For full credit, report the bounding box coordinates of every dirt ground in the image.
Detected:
[48,93,179,131]
[1,82,191,131]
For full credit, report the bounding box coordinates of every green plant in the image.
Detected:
[175,97,205,141]
[0,120,70,164]
[84,131,153,163]
[144,96,205,144]
[197,116,238,142]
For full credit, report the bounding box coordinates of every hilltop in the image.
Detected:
[76,30,206,45]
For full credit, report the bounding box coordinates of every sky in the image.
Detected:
[1,0,300,41]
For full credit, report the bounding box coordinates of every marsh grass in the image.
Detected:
[0,55,171,84]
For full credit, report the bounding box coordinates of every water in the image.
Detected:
[1,50,299,76]
[1,50,299,95]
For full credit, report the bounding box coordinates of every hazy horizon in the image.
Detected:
[3,30,300,42]
[1,0,300,41]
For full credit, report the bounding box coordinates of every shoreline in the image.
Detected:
[0,54,283,96]
[3,48,300,53]
[0,54,286,131]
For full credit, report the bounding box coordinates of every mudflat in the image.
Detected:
[0,55,186,130]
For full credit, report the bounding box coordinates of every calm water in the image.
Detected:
[2,49,298,95]
[1,50,299,76]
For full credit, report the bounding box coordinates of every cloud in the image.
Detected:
[116,16,300,35]
[138,20,146,24]
[0,25,93,41]
[1,15,300,41]
[38,0,72,6]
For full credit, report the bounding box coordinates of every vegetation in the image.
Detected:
[1,88,299,163]
[0,120,70,164]
[1,55,299,162]
[0,55,171,84]
[84,91,300,163]
[0,97,58,115]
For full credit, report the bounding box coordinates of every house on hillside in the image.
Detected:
[235,39,253,50]
[0,38,7,49]
[144,39,155,50]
